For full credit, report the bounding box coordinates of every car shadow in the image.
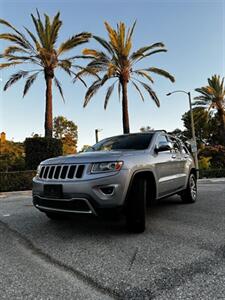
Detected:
[38,195,184,236]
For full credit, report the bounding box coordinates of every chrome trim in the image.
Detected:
[159,173,186,183]
[35,196,97,216]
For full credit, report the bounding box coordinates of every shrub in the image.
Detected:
[0,141,25,171]
[198,145,225,169]
[24,137,62,170]
[0,170,36,192]
[198,156,211,170]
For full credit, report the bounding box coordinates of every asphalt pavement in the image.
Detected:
[0,181,225,299]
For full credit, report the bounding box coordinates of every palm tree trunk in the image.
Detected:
[44,71,53,138]
[121,80,130,134]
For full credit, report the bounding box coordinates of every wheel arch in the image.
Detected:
[125,170,157,206]
[190,167,197,178]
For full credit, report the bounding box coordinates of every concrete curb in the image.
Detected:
[198,178,225,184]
[0,190,32,198]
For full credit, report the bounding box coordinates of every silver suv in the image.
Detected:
[32,130,197,233]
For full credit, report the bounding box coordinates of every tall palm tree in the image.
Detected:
[195,75,225,145]
[0,10,91,137]
[75,21,175,133]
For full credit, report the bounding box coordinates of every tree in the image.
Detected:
[0,11,91,137]
[194,75,225,145]
[53,116,78,154]
[181,107,210,144]
[80,144,91,152]
[76,21,175,134]
[140,126,153,132]
[168,128,188,143]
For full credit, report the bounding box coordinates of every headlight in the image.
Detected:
[36,165,41,176]
[91,161,123,173]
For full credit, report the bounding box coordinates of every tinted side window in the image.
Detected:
[167,136,182,153]
[156,134,168,147]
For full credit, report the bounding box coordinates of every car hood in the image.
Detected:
[41,150,142,165]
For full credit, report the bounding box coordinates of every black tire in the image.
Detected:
[45,212,66,220]
[126,177,147,233]
[181,173,197,203]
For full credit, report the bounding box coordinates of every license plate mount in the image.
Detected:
[44,185,63,198]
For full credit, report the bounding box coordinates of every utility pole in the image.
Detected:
[166,90,199,176]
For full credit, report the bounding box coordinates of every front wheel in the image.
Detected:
[181,173,197,203]
[126,177,147,233]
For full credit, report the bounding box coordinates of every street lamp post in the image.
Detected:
[95,129,102,143]
[166,90,199,174]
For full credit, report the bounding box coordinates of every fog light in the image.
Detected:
[100,186,114,195]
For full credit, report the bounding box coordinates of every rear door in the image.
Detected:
[167,137,187,190]
[154,134,181,197]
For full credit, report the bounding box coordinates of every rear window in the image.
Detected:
[89,133,153,151]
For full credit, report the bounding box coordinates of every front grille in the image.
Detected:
[39,164,85,180]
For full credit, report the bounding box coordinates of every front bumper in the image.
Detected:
[32,170,130,216]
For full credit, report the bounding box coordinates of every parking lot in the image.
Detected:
[0,181,225,299]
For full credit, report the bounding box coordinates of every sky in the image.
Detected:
[0,0,224,150]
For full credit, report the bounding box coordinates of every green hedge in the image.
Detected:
[199,169,225,179]
[0,170,36,192]
[24,137,62,170]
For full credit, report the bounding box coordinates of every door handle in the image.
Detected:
[171,155,176,159]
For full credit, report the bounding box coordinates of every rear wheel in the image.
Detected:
[126,177,147,233]
[181,173,197,203]
[45,212,66,220]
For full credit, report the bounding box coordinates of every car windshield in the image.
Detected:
[86,133,154,151]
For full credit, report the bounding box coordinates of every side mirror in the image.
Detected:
[155,141,172,153]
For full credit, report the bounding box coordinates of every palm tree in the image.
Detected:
[75,21,175,133]
[195,75,225,145]
[0,10,91,137]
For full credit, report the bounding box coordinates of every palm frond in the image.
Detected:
[135,49,167,62]
[131,80,144,101]
[193,100,210,106]
[194,96,211,103]
[23,72,39,96]
[93,35,114,55]
[104,82,115,109]
[139,81,160,107]
[58,32,91,55]
[0,18,34,52]
[133,70,154,83]
[4,46,29,55]
[50,12,62,45]
[44,14,51,49]
[83,79,102,107]
[0,61,24,69]
[130,42,165,61]
[147,67,175,82]
[0,18,23,36]
[54,77,65,102]
[31,13,46,48]
[24,26,40,50]
[73,66,101,82]
[0,33,30,50]
[66,55,94,60]
[3,70,29,90]
[127,20,136,41]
